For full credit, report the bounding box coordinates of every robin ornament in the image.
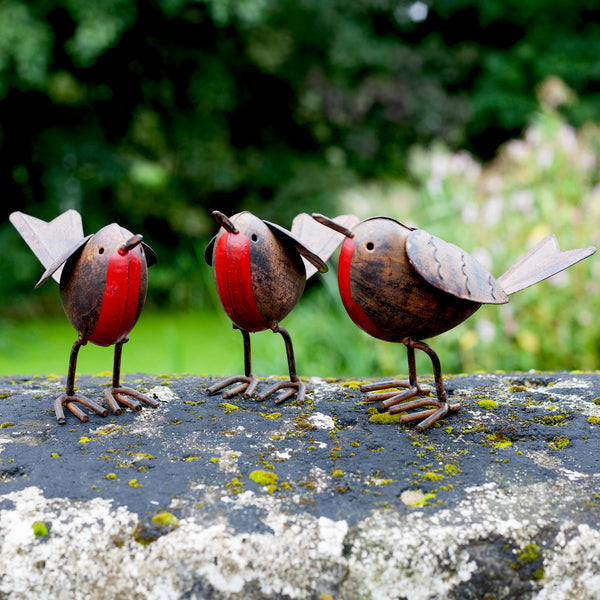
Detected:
[205,210,357,405]
[313,212,596,431]
[10,209,160,423]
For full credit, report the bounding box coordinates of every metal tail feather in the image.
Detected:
[9,210,84,284]
[497,234,596,296]
[292,213,360,279]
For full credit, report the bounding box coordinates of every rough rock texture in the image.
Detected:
[0,370,599,599]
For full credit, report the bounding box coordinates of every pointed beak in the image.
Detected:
[119,234,143,255]
[212,210,239,234]
[312,213,355,238]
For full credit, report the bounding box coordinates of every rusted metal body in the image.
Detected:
[313,213,596,431]
[10,210,159,424]
[205,210,355,405]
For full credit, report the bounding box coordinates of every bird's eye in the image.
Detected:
[366,242,375,251]
[98,247,104,254]
[251,233,258,242]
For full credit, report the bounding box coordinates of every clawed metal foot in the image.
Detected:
[363,378,459,431]
[103,386,160,414]
[361,378,433,407]
[389,395,460,432]
[207,374,260,399]
[258,379,305,405]
[362,338,460,432]
[54,394,108,424]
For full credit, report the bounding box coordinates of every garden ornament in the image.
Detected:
[10,209,159,423]
[205,210,358,405]
[312,212,596,431]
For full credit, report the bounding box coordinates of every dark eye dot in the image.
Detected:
[98,247,104,254]
[251,233,258,242]
[366,242,374,251]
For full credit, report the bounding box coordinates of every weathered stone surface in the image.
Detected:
[0,371,599,599]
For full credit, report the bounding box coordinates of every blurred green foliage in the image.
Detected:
[1,0,599,376]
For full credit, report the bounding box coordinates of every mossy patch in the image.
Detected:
[477,399,498,410]
[249,470,278,486]
[548,435,570,450]
[0,422,14,429]
[32,522,48,538]
[588,416,600,425]
[508,385,528,393]
[369,412,402,424]
[151,511,179,529]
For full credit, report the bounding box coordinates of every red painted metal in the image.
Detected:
[89,251,142,346]
[338,237,382,341]
[214,231,267,333]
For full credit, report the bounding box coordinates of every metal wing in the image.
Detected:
[142,242,158,267]
[291,213,360,279]
[10,209,85,284]
[406,229,508,305]
[35,235,92,289]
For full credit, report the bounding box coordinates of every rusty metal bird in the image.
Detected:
[205,210,356,405]
[313,213,596,431]
[10,209,159,424]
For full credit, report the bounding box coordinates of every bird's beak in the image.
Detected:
[312,213,355,238]
[212,210,239,234]
[119,234,143,255]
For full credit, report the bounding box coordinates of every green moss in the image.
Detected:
[151,511,179,529]
[332,468,344,478]
[485,433,513,449]
[549,435,570,450]
[477,399,498,410]
[444,464,460,476]
[421,471,444,482]
[517,543,540,563]
[79,436,91,444]
[32,522,48,538]
[226,477,244,494]
[0,422,14,429]
[129,479,142,488]
[340,381,363,389]
[218,402,240,412]
[532,567,545,580]
[249,470,278,486]
[260,412,282,420]
[184,455,200,462]
[534,415,565,426]
[50,453,60,458]
[209,457,220,463]
[588,416,600,425]
[509,385,528,393]
[369,412,402,424]
[593,398,600,406]
[412,492,437,507]
[105,473,117,480]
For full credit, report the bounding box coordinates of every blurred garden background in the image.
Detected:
[1,0,599,379]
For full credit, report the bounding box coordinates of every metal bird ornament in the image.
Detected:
[313,213,596,431]
[205,210,357,405]
[10,209,159,424]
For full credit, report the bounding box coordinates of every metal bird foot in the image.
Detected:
[103,386,160,414]
[54,394,108,425]
[258,379,305,405]
[389,395,461,432]
[207,374,260,399]
[362,378,460,432]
